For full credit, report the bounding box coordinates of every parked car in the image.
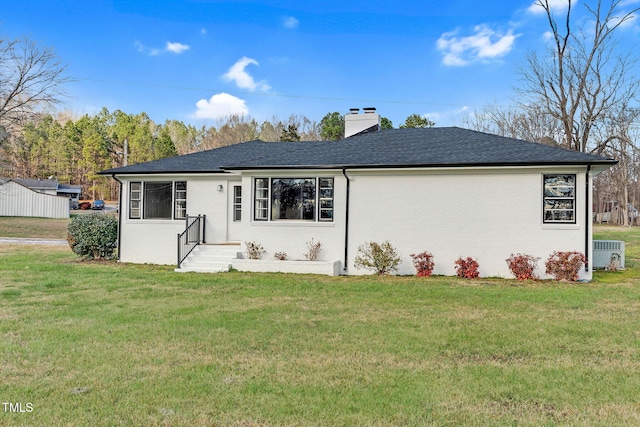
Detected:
[92,200,105,210]
[78,202,92,210]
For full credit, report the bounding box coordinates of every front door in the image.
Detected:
[227,184,242,241]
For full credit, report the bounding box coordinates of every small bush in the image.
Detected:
[274,251,287,260]
[455,257,480,279]
[545,251,586,281]
[354,241,401,275]
[304,238,321,261]
[506,253,540,281]
[244,241,265,259]
[67,213,118,260]
[410,251,435,277]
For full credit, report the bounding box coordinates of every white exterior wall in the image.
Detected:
[0,180,69,218]
[239,171,347,267]
[187,176,241,243]
[117,174,239,265]
[114,165,595,280]
[345,167,592,279]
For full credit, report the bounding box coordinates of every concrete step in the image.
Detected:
[175,244,241,273]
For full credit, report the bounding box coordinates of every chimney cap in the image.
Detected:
[349,108,360,114]
[363,107,377,113]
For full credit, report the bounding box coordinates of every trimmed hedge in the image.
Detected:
[67,214,118,260]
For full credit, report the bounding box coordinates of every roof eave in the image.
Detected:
[220,159,618,171]
[98,169,229,176]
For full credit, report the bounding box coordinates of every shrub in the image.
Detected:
[274,251,287,260]
[67,213,118,260]
[244,241,265,259]
[410,251,435,277]
[304,238,321,261]
[506,253,540,281]
[545,251,586,281]
[354,241,401,275]
[455,257,480,279]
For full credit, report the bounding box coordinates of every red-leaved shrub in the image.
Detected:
[506,253,540,281]
[410,251,435,277]
[545,251,586,281]
[455,257,480,279]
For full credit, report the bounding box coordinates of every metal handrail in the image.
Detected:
[177,215,206,268]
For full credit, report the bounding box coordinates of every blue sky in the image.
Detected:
[2,0,639,127]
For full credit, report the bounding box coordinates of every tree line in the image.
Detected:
[0,107,434,200]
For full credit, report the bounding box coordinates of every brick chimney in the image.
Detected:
[344,107,380,138]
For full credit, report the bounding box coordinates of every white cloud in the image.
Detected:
[527,0,571,15]
[134,40,191,56]
[282,16,299,29]
[436,25,519,66]
[166,41,190,54]
[542,30,555,41]
[193,93,248,120]
[222,57,271,91]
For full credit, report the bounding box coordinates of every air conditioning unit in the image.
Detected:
[593,240,625,269]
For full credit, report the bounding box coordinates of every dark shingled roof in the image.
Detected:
[99,127,616,175]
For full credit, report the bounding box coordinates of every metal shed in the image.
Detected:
[0,179,70,218]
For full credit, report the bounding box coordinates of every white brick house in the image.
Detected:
[100,113,616,279]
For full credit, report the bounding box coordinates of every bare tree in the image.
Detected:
[0,35,70,136]
[518,0,639,153]
[592,104,640,225]
[459,103,564,145]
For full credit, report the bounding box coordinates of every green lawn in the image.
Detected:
[1,224,640,425]
[0,216,70,239]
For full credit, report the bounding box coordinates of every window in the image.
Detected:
[233,185,242,221]
[254,177,334,222]
[319,178,334,221]
[175,181,187,219]
[129,181,187,220]
[272,178,316,220]
[144,182,173,219]
[543,174,576,223]
[129,182,141,219]
[254,178,269,221]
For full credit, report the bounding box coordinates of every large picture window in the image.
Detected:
[254,177,334,222]
[543,174,576,223]
[272,178,316,220]
[129,181,187,220]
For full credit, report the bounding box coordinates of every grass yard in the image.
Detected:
[0,217,71,239]
[0,224,640,425]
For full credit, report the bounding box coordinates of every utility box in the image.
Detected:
[593,240,625,269]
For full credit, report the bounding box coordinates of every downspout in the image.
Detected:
[585,165,591,272]
[342,168,351,273]
[111,174,123,262]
